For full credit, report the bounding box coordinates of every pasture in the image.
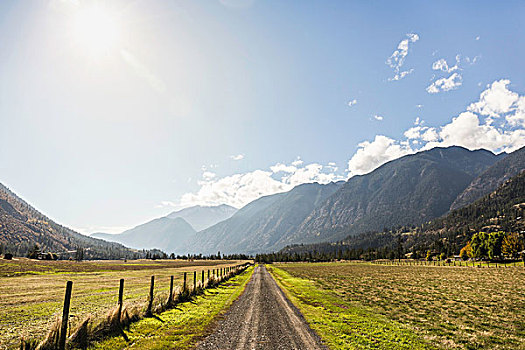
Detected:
[0,258,245,349]
[270,262,525,350]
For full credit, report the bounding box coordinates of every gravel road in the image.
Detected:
[196,265,327,350]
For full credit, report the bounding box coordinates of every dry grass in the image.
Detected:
[0,259,247,350]
[275,262,525,350]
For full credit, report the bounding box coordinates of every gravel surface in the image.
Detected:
[196,265,327,350]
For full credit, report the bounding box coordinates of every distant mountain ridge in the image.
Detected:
[167,204,237,231]
[0,182,136,259]
[91,204,236,253]
[184,181,343,255]
[92,217,196,253]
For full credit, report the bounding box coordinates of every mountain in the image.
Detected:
[166,204,237,231]
[92,217,196,253]
[0,182,137,259]
[450,146,525,210]
[277,170,525,260]
[285,146,502,245]
[184,181,343,255]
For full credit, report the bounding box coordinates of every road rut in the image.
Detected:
[196,265,326,350]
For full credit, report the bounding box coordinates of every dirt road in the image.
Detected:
[196,265,326,350]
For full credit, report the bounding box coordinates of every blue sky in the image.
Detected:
[0,0,524,233]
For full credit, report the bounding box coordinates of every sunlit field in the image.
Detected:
[0,259,245,349]
[271,262,525,350]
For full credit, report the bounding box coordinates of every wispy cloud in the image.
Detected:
[347,99,357,107]
[230,154,245,161]
[432,57,459,73]
[373,114,384,121]
[426,72,462,94]
[386,33,419,81]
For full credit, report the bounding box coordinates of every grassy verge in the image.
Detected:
[267,265,434,350]
[89,266,254,350]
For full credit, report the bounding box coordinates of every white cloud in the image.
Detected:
[386,33,419,81]
[179,160,345,208]
[347,99,357,107]
[468,79,519,117]
[270,163,297,173]
[202,171,216,181]
[291,158,304,167]
[404,126,423,139]
[156,201,178,208]
[389,69,414,82]
[426,72,462,94]
[373,114,384,121]
[476,36,480,41]
[432,58,459,73]
[347,135,414,175]
[347,79,525,176]
[230,154,245,161]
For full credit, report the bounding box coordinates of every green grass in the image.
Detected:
[268,265,433,350]
[89,266,254,350]
[269,262,525,350]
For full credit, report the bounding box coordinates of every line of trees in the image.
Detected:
[460,231,524,260]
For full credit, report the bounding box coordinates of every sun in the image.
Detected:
[71,4,121,59]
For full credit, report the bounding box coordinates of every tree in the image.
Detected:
[502,232,524,259]
[460,241,472,260]
[471,232,489,259]
[75,247,84,262]
[487,231,505,260]
[27,244,41,259]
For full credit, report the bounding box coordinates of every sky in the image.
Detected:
[0,0,524,234]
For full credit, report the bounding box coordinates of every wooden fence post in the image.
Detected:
[168,276,174,304]
[59,281,73,350]
[147,276,155,315]
[207,269,210,281]
[118,279,124,323]
[193,271,196,291]
[201,270,204,286]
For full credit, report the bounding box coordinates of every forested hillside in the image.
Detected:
[264,171,525,262]
[286,146,501,244]
[0,182,140,259]
[451,146,525,210]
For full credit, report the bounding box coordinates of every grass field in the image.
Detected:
[0,258,246,350]
[90,266,254,350]
[270,262,525,350]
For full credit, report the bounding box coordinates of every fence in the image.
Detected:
[371,259,525,268]
[21,263,251,350]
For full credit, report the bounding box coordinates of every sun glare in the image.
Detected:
[71,4,121,59]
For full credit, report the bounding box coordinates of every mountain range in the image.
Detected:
[183,146,518,254]
[182,181,343,255]
[91,204,237,253]
[2,145,524,258]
